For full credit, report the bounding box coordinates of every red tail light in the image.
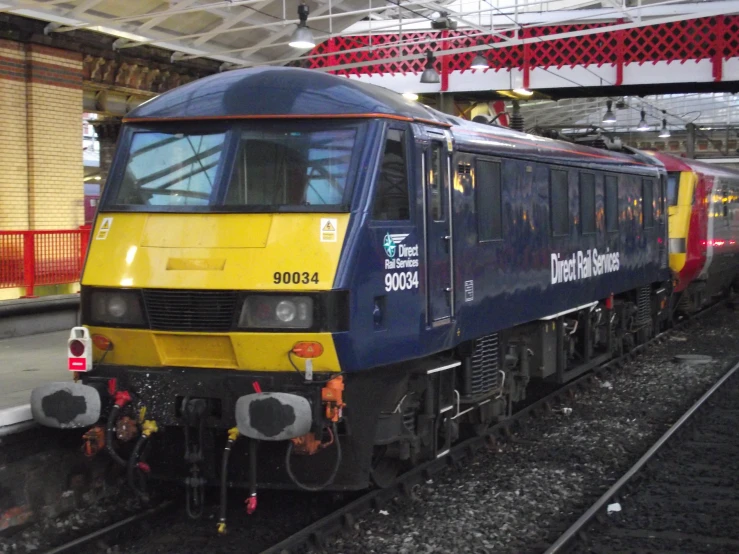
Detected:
[69,339,85,357]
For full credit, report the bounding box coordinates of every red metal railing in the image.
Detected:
[0,227,91,297]
[306,15,739,86]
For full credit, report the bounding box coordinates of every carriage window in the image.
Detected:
[226,127,357,207]
[476,160,502,241]
[429,143,444,221]
[643,178,654,228]
[580,173,596,235]
[605,175,618,233]
[115,131,226,206]
[667,172,680,206]
[372,129,410,220]
[550,169,569,236]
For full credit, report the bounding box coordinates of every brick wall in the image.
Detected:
[0,41,29,230]
[0,40,83,230]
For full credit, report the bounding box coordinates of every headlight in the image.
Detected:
[87,289,145,327]
[239,296,314,329]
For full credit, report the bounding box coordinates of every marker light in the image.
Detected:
[292,342,324,358]
[92,334,113,351]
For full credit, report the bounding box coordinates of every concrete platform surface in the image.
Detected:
[0,330,69,412]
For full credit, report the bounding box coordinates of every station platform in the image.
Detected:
[0,330,69,432]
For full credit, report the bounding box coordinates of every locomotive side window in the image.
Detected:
[643,178,654,228]
[372,129,410,220]
[550,169,569,236]
[579,173,596,235]
[605,175,619,233]
[476,160,502,241]
[429,143,445,221]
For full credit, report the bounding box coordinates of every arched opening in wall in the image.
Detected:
[83,112,102,226]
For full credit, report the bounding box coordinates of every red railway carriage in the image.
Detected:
[650,152,739,311]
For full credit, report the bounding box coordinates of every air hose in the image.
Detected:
[105,391,132,467]
[127,420,158,501]
[285,423,342,492]
[217,428,240,534]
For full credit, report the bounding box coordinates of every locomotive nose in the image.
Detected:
[235,392,312,441]
[30,382,102,429]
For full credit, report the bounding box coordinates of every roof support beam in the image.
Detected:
[64,0,104,17]
[191,0,275,46]
[344,0,739,34]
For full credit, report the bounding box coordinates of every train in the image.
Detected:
[29,67,739,526]
[649,152,739,312]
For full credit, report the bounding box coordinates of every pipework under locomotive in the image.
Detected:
[31,67,678,526]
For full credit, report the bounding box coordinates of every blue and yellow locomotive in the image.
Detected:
[31,67,671,513]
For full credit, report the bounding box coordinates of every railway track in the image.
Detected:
[544,356,739,554]
[43,502,174,554]
[30,302,725,554]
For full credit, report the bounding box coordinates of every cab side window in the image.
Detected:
[551,169,569,236]
[372,129,410,220]
[605,175,619,233]
[643,178,654,228]
[580,173,596,234]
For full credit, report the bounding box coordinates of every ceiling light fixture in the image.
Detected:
[289,3,315,49]
[420,50,440,84]
[602,100,616,124]
[402,92,419,101]
[470,41,489,70]
[637,110,649,131]
[659,118,671,138]
[510,72,532,97]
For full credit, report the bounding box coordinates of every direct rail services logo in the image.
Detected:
[383,233,409,258]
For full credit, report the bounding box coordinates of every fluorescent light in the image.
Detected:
[403,92,419,101]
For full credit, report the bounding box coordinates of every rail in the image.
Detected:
[0,227,91,297]
[543,356,739,554]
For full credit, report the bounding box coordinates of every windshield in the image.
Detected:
[225,128,356,207]
[115,132,226,207]
[108,122,363,212]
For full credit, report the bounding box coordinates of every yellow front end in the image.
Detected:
[83,212,349,372]
[668,171,696,273]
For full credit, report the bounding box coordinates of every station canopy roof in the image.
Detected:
[2,0,735,70]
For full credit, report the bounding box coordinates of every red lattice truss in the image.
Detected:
[306,15,739,85]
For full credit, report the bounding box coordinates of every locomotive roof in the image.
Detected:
[125,66,659,171]
[648,151,739,179]
[125,66,447,125]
